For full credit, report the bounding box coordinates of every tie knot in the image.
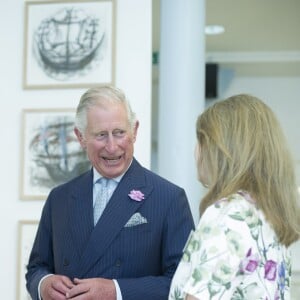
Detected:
[98,177,109,187]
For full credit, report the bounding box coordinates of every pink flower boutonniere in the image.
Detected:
[128,190,145,202]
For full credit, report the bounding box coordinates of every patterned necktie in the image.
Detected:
[93,178,110,225]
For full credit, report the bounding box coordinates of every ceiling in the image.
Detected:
[152,0,300,76]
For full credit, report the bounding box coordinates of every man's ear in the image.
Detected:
[133,121,139,142]
[74,127,86,149]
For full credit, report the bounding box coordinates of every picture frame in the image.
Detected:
[16,220,39,300]
[23,0,115,89]
[20,108,91,200]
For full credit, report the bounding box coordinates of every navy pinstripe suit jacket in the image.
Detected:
[26,158,195,300]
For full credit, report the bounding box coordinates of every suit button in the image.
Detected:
[63,259,69,266]
[115,260,121,267]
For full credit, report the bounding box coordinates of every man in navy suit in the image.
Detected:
[26,85,195,300]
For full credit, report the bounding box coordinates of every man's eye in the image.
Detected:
[113,130,125,137]
[96,132,107,139]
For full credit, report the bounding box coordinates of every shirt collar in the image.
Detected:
[92,160,132,184]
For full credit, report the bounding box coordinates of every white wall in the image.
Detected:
[0,0,152,299]
[219,75,300,164]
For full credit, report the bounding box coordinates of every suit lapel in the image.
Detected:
[68,170,94,256]
[76,159,153,277]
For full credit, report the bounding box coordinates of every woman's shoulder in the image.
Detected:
[196,191,263,236]
[202,191,256,218]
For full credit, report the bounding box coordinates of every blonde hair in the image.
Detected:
[196,94,300,246]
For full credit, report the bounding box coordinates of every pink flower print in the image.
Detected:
[274,289,280,300]
[264,260,277,281]
[239,248,259,274]
[128,190,145,202]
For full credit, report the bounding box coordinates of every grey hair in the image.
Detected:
[75,85,137,134]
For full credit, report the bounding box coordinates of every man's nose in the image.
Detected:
[105,135,118,151]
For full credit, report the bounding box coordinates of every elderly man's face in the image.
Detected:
[76,101,138,178]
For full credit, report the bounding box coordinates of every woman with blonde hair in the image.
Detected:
[169,94,300,300]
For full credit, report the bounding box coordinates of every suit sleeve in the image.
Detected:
[25,198,54,300]
[117,188,195,300]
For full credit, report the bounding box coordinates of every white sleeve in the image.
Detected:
[113,279,123,300]
[38,274,54,299]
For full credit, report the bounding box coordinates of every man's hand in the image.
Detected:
[40,274,74,300]
[66,277,116,300]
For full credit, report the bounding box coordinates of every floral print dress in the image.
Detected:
[169,192,291,300]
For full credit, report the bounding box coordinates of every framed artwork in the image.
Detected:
[23,0,115,89]
[20,108,91,200]
[16,220,39,300]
